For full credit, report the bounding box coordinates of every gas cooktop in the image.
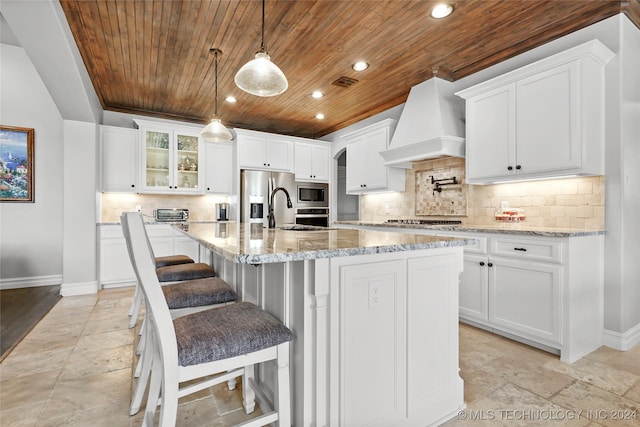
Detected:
[385,219,462,225]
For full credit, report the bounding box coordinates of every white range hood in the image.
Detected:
[380,77,465,169]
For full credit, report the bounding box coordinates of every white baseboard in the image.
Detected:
[0,275,62,290]
[603,324,640,351]
[60,280,99,296]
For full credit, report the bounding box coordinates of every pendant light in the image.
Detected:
[201,48,233,143]
[234,0,288,97]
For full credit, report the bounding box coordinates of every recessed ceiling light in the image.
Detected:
[315,113,325,120]
[352,61,369,71]
[431,3,453,19]
[225,96,237,103]
[312,90,323,99]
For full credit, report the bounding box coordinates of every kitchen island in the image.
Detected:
[176,222,473,427]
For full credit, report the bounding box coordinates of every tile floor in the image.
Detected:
[1,287,639,426]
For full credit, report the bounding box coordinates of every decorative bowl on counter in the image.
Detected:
[495,208,526,222]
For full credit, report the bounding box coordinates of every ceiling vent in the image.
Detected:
[332,76,359,87]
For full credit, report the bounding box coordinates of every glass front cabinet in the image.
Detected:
[135,120,204,194]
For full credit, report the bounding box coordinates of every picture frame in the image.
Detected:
[0,125,35,202]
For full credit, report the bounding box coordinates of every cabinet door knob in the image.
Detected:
[516,165,522,170]
[479,261,485,266]
[207,187,210,191]
[488,262,493,267]
[507,166,513,171]
[131,184,135,188]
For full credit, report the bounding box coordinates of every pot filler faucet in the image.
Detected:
[268,186,293,228]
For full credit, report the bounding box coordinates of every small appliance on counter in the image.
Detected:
[153,208,190,230]
[153,208,189,222]
[216,203,229,221]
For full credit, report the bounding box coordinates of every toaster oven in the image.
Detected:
[153,208,189,222]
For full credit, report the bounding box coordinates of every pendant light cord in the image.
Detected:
[260,0,266,52]
[209,48,222,117]
[214,50,219,116]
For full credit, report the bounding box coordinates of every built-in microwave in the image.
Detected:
[296,182,329,207]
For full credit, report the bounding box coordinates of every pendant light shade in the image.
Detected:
[201,117,232,143]
[235,51,288,97]
[234,0,288,97]
[201,48,232,143]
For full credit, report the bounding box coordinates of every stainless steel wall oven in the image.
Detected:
[295,207,329,228]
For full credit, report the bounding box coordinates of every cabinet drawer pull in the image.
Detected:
[514,247,527,251]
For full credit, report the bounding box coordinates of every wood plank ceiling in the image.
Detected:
[59,0,639,139]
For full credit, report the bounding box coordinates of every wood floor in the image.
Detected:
[0,285,61,362]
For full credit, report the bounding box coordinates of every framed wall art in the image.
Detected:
[0,125,34,202]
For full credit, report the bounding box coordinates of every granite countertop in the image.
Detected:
[334,221,605,238]
[175,222,473,264]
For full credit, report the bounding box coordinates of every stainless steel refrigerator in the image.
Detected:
[240,170,296,227]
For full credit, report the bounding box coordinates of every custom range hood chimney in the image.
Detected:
[380,76,465,169]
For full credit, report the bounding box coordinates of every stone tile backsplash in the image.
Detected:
[101,158,605,230]
[361,158,605,229]
[100,193,228,222]
[415,158,467,216]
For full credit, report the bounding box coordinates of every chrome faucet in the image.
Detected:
[268,187,293,228]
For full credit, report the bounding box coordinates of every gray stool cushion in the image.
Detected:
[174,302,294,366]
[156,263,215,282]
[155,255,194,268]
[162,277,237,309]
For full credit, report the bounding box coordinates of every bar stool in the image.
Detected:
[127,226,217,329]
[122,212,292,427]
[128,255,194,327]
[121,214,239,416]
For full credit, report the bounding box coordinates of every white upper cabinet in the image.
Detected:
[204,142,233,194]
[456,40,614,184]
[135,120,205,194]
[294,141,331,182]
[236,129,294,172]
[100,125,139,192]
[463,84,516,181]
[344,119,405,194]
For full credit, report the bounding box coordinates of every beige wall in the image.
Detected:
[360,158,605,229]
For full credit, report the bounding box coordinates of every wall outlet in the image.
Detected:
[135,205,142,213]
[369,284,381,307]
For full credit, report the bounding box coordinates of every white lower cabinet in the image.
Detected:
[98,224,202,288]
[488,256,562,345]
[459,253,489,322]
[330,249,463,426]
[458,233,603,363]
[336,223,604,363]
